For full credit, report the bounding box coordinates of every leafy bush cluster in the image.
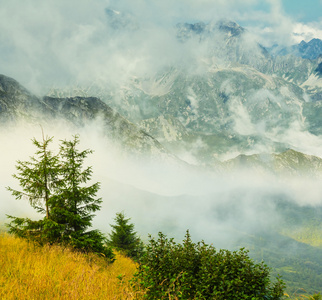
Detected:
[133,231,285,300]
[7,134,114,261]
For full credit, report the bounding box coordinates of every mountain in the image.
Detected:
[0,74,170,158]
[176,19,245,41]
[128,66,307,163]
[224,149,322,177]
[40,20,322,171]
[264,40,322,101]
[1,19,322,174]
[3,71,322,178]
[176,21,322,101]
[177,20,272,73]
[0,74,47,123]
[269,38,322,60]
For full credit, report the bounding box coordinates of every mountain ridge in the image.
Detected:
[0,74,172,159]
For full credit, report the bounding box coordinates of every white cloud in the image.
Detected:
[292,22,322,42]
[0,0,321,94]
[229,97,256,135]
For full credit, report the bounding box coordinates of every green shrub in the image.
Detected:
[133,231,285,299]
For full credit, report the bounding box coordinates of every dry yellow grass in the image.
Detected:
[0,233,143,300]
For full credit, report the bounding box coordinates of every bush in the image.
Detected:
[133,231,285,299]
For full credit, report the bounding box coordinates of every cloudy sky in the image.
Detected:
[0,0,321,92]
[237,0,322,44]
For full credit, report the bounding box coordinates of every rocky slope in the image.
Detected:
[0,74,49,123]
[269,38,322,60]
[224,149,322,177]
[0,74,168,158]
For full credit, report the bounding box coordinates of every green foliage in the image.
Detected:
[6,134,114,261]
[133,231,285,300]
[52,136,101,232]
[312,292,322,300]
[7,135,60,219]
[5,216,64,245]
[108,212,144,260]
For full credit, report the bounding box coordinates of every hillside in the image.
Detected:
[0,233,140,300]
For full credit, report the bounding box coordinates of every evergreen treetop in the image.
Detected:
[52,135,102,234]
[108,212,143,260]
[7,135,60,219]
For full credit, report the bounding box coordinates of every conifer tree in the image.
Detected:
[6,134,62,241]
[52,135,101,232]
[52,135,113,259]
[108,212,144,260]
[7,134,59,218]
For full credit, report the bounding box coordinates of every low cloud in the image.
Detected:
[1,121,322,249]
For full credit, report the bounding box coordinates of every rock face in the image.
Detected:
[224,149,322,177]
[175,21,322,100]
[0,75,48,123]
[42,96,166,155]
[139,115,189,143]
[0,74,167,157]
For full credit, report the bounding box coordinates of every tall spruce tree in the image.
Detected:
[108,212,144,260]
[7,135,59,218]
[52,135,113,259]
[6,134,62,242]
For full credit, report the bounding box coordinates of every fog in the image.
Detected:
[1,120,322,249]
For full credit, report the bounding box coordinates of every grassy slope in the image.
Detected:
[0,233,142,300]
[1,232,321,300]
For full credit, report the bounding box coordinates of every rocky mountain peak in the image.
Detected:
[217,19,244,37]
[0,74,45,122]
[269,38,322,60]
[0,74,30,96]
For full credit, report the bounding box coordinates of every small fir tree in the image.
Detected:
[108,212,143,260]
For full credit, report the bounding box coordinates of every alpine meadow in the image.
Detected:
[1,0,322,299]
